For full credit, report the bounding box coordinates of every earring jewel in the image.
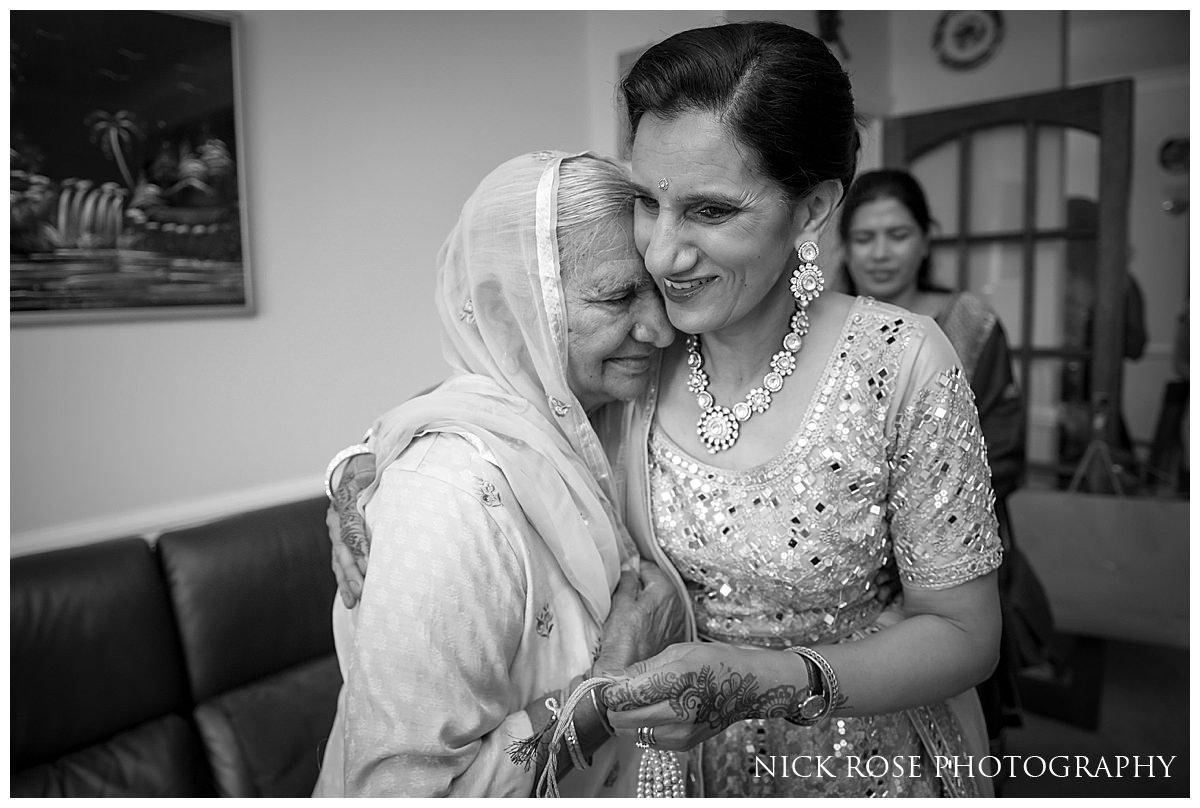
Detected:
[791,241,824,306]
[687,244,822,454]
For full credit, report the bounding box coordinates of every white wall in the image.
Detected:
[583,10,720,159]
[10,10,1189,553]
[10,10,594,553]
[889,11,1065,116]
[9,9,745,555]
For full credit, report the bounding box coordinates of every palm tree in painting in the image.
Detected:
[85,110,143,189]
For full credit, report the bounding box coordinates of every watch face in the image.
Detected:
[799,694,828,720]
[933,10,1004,71]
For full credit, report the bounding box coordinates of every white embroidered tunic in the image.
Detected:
[313,432,634,797]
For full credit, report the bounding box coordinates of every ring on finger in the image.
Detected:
[636,725,656,748]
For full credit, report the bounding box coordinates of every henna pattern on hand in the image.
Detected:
[334,472,370,559]
[604,664,804,731]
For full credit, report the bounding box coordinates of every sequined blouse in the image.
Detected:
[647,298,1002,648]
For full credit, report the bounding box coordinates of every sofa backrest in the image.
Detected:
[11,538,214,796]
[156,496,341,796]
[157,496,337,701]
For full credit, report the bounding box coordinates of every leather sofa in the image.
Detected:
[11,497,341,797]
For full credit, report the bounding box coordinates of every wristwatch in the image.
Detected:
[787,651,828,725]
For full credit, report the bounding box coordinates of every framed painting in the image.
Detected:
[10,10,252,324]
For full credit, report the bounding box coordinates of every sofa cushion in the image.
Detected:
[194,654,342,797]
[157,497,337,702]
[11,538,196,778]
[11,714,214,797]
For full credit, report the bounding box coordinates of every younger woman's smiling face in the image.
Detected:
[630,110,804,338]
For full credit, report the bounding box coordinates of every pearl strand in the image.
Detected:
[636,747,685,798]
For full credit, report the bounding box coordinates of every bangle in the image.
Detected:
[589,686,615,737]
[784,646,840,726]
[564,717,590,770]
[324,443,372,500]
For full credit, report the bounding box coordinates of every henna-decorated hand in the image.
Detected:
[593,563,687,676]
[601,642,808,752]
[329,452,376,608]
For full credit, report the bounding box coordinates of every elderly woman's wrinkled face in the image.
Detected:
[562,219,674,411]
[630,110,802,337]
[844,196,930,304]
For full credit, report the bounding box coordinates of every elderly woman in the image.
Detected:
[311,151,686,797]
[332,21,1002,799]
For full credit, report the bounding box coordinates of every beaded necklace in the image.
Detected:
[686,250,822,454]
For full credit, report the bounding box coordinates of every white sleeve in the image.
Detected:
[342,464,535,796]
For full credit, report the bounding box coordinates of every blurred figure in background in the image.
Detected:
[1060,197,1148,490]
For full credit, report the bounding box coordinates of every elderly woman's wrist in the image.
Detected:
[573,682,615,750]
[324,444,370,500]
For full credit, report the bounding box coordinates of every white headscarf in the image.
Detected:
[359,151,636,626]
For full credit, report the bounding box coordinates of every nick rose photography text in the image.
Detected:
[753,754,1178,780]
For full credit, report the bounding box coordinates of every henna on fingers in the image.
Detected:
[605,664,806,731]
[334,473,371,559]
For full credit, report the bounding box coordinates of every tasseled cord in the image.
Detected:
[508,676,613,798]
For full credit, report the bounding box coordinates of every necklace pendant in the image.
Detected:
[684,296,817,457]
[698,406,739,453]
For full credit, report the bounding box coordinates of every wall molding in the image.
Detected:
[10,476,322,558]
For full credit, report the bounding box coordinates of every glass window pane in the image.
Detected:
[1037,127,1101,232]
[1035,127,1065,230]
[1064,202,1100,352]
[1032,240,1068,348]
[911,141,959,237]
[1027,356,1063,466]
[1064,129,1101,201]
[964,244,1023,346]
[968,126,1025,234]
[928,244,959,290]
[1026,356,1087,488]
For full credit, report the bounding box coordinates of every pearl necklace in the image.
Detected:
[637,748,685,797]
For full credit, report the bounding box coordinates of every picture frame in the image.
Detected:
[10,10,253,324]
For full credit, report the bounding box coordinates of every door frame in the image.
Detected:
[882,81,1134,469]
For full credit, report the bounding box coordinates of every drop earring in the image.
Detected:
[791,241,824,306]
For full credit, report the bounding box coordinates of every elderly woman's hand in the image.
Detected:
[592,563,687,677]
[602,642,807,752]
[329,452,376,608]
